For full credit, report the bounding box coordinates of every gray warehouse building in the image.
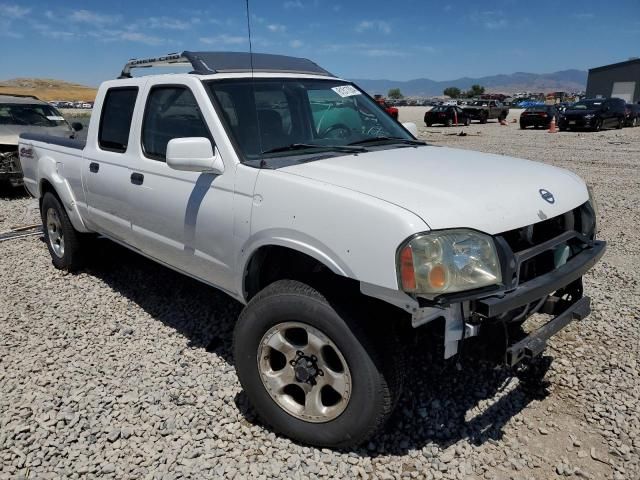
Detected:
[586,58,640,103]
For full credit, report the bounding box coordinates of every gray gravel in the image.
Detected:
[1,115,639,479]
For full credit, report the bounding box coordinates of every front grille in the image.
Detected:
[497,202,595,285]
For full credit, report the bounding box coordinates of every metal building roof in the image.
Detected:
[589,58,640,73]
[119,51,334,78]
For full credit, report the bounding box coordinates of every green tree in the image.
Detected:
[465,84,485,97]
[443,87,461,99]
[387,88,403,99]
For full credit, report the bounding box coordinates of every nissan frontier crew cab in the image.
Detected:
[19,51,606,448]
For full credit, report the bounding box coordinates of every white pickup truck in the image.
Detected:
[19,51,605,448]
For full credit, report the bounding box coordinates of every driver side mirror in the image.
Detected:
[166,137,224,175]
[402,122,418,137]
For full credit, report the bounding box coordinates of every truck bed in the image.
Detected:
[20,132,86,150]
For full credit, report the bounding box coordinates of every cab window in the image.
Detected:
[98,87,138,153]
[142,86,211,161]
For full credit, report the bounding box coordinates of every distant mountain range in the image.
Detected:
[352,69,588,97]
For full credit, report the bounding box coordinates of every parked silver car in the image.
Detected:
[1,94,80,187]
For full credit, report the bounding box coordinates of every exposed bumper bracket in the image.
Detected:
[505,296,591,367]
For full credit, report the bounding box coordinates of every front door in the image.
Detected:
[126,83,236,291]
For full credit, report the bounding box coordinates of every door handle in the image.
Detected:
[130,172,144,185]
[89,162,99,173]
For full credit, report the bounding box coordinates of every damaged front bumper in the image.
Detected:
[411,221,606,366]
[0,146,23,186]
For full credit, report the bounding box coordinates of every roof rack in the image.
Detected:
[118,51,334,79]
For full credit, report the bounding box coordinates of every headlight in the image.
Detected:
[398,229,502,295]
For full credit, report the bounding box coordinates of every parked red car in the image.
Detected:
[374,95,399,120]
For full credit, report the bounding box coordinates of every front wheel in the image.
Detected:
[234,280,402,448]
[41,192,84,271]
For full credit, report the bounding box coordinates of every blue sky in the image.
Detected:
[1,0,638,86]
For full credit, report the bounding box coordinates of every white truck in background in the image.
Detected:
[19,51,605,448]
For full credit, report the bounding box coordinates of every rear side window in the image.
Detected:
[98,87,138,153]
[142,86,211,161]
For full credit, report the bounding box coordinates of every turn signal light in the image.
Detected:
[399,245,416,291]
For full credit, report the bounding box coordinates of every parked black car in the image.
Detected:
[558,98,625,131]
[424,106,470,127]
[519,105,558,129]
[624,103,640,127]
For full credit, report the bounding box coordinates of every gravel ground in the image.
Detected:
[1,111,639,479]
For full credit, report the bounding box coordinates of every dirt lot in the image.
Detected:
[1,111,639,480]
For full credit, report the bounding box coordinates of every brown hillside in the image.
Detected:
[0,78,97,102]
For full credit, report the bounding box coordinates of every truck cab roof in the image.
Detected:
[118,51,338,80]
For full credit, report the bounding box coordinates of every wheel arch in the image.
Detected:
[239,234,356,302]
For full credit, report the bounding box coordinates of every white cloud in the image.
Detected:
[364,48,408,57]
[356,20,391,34]
[0,3,30,18]
[484,18,507,29]
[69,9,119,25]
[119,31,164,46]
[572,13,594,19]
[284,0,303,8]
[146,16,191,30]
[290,39,303,48]
[267,23,286,33]
[200,34,247,46]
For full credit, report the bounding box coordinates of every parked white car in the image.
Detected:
[19,51,605,448]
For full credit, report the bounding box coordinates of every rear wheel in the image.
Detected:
[41,192,84,271]
[234,280,403,448]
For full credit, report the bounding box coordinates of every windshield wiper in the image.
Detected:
[347,137,426,146]
[261,143,367,155]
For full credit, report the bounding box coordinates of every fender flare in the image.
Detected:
[38,155,89,232]
[235,228,355,299]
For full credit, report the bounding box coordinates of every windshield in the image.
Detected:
[0,103,68,127]
[571,100,603,110]
[206,78,414,162]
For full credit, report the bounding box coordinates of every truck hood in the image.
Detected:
[280,146,588,235]
[0,125,72,146]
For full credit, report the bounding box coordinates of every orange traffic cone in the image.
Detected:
[548,117,557,133]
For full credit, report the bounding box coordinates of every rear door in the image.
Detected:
[83,86,140,241]
[126,79,236,290]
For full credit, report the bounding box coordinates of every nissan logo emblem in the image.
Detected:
[539,189,555,204]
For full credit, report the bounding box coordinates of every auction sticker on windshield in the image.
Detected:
[332,85,361,97]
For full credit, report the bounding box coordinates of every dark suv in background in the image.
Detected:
[559,98,625,131]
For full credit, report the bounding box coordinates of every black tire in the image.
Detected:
[593,120,602,132]
[479,113,488,124]
[520,123,526,129]
[234,279,402,448]
[41,192,84,271]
